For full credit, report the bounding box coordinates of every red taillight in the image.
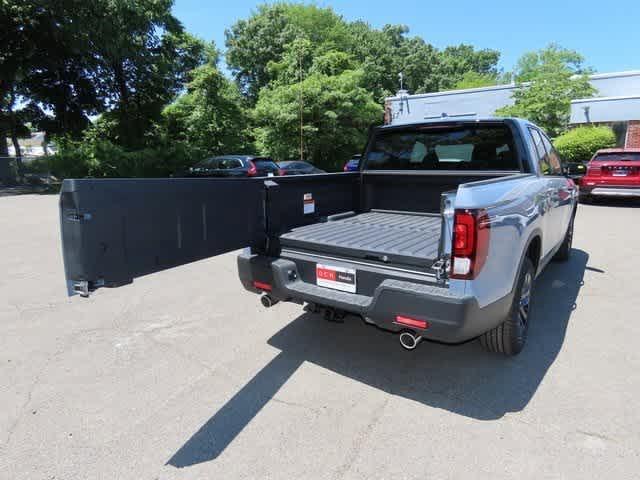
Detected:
[252,281,272,291]
[586,164,601,176]
[453,213,475,257]
[277,169,285,176]
[395,315,429,330]
[450,209,490,280]
[247,161,257,176]
[343,163,349,171]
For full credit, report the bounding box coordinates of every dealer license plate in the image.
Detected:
[316,264,356,293]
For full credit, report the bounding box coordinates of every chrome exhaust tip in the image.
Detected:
[399,330,423,350]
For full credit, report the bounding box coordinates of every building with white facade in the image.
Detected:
[385,71,640,148]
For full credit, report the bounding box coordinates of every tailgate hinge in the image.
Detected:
[70,279,105,297]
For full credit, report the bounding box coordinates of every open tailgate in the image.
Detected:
[59,177,264,295]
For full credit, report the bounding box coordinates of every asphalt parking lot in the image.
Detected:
[1,194,639,479]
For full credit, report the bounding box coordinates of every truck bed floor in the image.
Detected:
[279,211,441,268]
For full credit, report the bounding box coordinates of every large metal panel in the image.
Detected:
[59,177,265,295]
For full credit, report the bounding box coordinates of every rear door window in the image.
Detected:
[194,157,221,168]
[528,128,552,175]
[219,158,243,169]
[539,133,563,175]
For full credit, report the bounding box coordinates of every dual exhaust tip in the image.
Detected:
[399,330,423,350]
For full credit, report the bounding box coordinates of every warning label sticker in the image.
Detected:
[303,193,315,214]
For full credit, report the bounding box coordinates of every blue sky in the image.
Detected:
[173,0,639,78]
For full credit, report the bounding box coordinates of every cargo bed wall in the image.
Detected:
[360,172,499,213]
[264,173,360,252]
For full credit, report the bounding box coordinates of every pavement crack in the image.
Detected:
[271,396,323,414]
[333,397,389,480]
[2,362,46,449]
[575,429,618,443]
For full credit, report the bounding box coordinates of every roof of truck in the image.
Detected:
[379,116,521,129]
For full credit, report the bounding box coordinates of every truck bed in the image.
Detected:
[279,210,442,268]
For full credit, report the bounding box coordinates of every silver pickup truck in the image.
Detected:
[59,117,577,356]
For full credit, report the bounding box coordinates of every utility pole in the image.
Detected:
[299,53,304,161]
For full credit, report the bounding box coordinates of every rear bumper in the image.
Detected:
[581,185,640,197]
[238,253,513,343]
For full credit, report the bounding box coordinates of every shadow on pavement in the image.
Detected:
[168,249,589,468]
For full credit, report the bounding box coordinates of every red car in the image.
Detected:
[580,148,640,202]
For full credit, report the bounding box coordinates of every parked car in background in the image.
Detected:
[579,148,640,202]
[184,155,282,178]
[343,154,361,171]
[564,160,587,182]
[277,160,325,175]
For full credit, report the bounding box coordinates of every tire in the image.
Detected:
[480,257,535,356]
[552,216,574,262]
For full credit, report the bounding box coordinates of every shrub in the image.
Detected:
[47,135,205,179]
[553,126,616,163]
[47,137,95,179]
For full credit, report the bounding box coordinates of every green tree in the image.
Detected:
[454,71,500,90]
[85,3,210,149]
[163,61,250,155]
[226,4,502,103]
[0,1,60,156]
[554,126,616,162]
[253,68,381,170]
[435,44,501,90]
[1,0,209,151]
[346,24,443,98]
[514,43,590,82]
[226,3,348,103]
[496,45,595,136]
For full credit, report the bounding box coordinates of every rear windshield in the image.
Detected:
[593,153,640,162]
[253,158,279,169]
[364,125,519,171]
